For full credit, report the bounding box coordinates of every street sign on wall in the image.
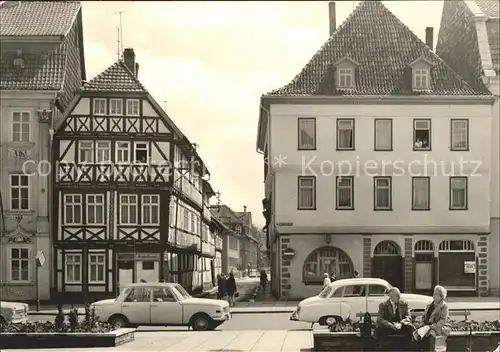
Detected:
[35,250,45,267]
[464,261,476,274]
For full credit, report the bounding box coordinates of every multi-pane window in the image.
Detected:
[298,176,316,210]
[120,195,138,224]
[116,142,130,163]
[109,99,123,115]
[10,174,29,210]
[413,119,431,150]
[10,248,29,282]
[374,177,392,210]
[451,119,469,150]
[183,208,189,231]
[65,253,82,283]
[93,99,106,115]
[338,68,353,88]
[126,99,140,116]
[134,142,149,163]
[86,194,104,224]
[96,141,111,163]
[12,111,30,142]
[191,213,196,234]
[64,194,82,224]
[337,119,354,150]
[169,200,176,227]
[88,253,105,283]
[78,141,94,163]
[142,195,159,225]
[374,119,392,151]
[298,118,316,150]
[336,176,354,210]
[412,177,430,210]
[450,177,467,210]
[413,69,429,89]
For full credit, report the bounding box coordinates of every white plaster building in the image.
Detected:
[256,1,495,299]
[436,0,500,295]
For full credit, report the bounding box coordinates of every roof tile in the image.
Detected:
[0,1,81,36]
[475,0,499,18]
[0,46,66,90]
[81,60,147,93]
[267,1,486,97]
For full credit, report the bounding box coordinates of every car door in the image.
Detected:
[367,284,388,316]
[339,284,367,320]
[121,287,152,325]
[150,287,183,325]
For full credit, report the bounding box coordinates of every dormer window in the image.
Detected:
[333,56,359,90]
[413,69,429,89]
[338,69,353,88]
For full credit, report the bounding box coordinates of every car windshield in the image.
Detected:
[173,284,191,300]
[318,286,333,298]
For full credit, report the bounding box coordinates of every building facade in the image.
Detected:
[436,0,500,295]
[0,0,85,301]
[256,1,495,299]
[51,49,213,302]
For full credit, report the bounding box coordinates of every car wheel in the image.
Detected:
[319,315,342,326]
[108,314,129,329]
[191,314,211,331]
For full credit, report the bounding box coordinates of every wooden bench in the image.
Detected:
[355,309,471,321]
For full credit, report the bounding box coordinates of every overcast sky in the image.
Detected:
[81,1,443,226]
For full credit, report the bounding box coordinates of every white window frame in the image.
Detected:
[412,177,430,210]
[142,195,160,225]
[109,99,123,116]
[96,141,111,163]
[450,177,468,210]
[64,194,82,225]
[120,194,138,225]
[9,247,30,282]
[183,208,189,231]
[298,118,316,150]
[336,176,354,210]
[10,174,30,211]
[413,69,429,89]
[374,119,392,151]
[337,119,355,150]
[78,141,94,163]
[374,176,392,210]
[116,141,130,164]
[134,141,149,164]
[88,253,106,284]
[11,111,31,142]
[338,68,354,88]
[126,99,140,116]
[93,98,107,115]
[86,194,105,225]
[298,176,316,210]
[65,253,82,284]
[451,119,469,151]
[413,119,431,150]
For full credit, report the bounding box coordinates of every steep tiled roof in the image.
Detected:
[475,0,499,17]
[267,0,486,96]
[0,46,66,90]
[486,21,499,67]
[0,1,81,36]
[81,61,147,92]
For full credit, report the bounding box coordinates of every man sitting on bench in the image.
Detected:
[376,287,414,350]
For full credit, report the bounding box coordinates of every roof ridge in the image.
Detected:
[82,60,147,93]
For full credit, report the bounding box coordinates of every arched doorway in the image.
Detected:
[438,240,476,292]
[302,246,353,285]
[372,241,404,290]
[414,240,435,294]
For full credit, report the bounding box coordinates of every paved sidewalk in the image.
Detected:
[2,330,314,351]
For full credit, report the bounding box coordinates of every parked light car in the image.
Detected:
[290,278,432,325]
[0,301,29,324]
[91,283,231,331]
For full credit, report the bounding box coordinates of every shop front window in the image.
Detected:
[302,246,353,285]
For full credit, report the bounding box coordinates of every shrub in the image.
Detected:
[67,306,79,332]
[54,304,65,331]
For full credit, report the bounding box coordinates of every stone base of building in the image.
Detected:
[277,233,487,300]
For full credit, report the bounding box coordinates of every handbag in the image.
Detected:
[234,292,240,298]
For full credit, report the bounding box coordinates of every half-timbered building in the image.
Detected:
[52,48,211,302]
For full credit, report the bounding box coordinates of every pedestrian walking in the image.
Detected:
[226,272,237,307]
[353,269,360,278]
[330,272,336,282]
[322,273,331,290]
[259,270,268,294]
[217,274,227,300]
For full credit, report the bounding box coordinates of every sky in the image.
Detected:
[81,1,444,227]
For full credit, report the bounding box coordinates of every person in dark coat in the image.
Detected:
[217,274,227,300]
[226,272,237,307]
[259,270,268,294]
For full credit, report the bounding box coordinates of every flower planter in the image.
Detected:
[0,328,136,349]
[313,329,500,352]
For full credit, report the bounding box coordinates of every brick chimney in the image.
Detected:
[329,2,336,36]
[425,27,434,51]
[123,48,137,77]
[243,206,247,213]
